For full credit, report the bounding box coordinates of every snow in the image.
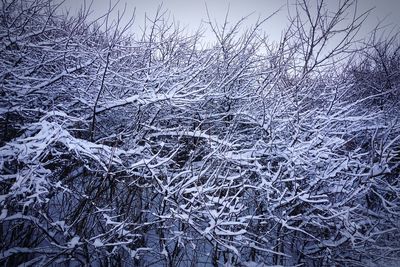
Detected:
[93,238,104,248]
[1,1,400,265]
[67,237,82,248]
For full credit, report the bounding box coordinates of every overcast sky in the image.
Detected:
[60,0,400,44]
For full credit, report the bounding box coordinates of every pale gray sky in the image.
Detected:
[60,0,400,44]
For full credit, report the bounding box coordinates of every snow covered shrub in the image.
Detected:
[1,0,399,266]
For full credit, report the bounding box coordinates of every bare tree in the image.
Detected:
[1,0,399,266]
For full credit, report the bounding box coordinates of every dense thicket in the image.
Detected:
[1,0,399,266]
